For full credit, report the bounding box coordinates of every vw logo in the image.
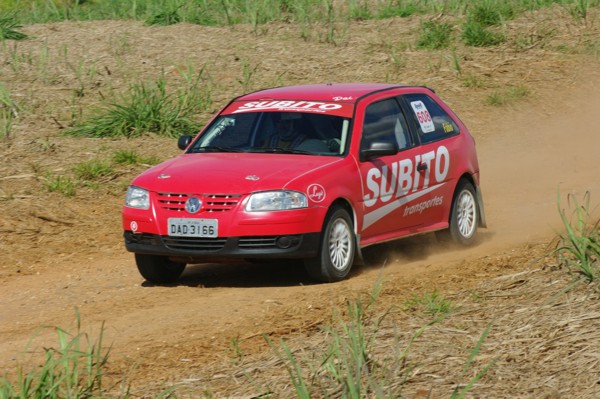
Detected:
[185,197,202,214]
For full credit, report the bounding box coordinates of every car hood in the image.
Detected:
[132,153,343,194]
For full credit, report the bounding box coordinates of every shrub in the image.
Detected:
[416,20,454,50]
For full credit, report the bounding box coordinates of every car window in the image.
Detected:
[403,93,460,144]
[190,112,350,155]
[361,98,410,151]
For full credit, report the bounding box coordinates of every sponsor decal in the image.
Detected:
[130,221,138,232]
[307,184,326,203]
[403,195,444,216]
[233,100,343,114]
[333,96,353,101]
[362,145,450,229]
[410,100,435,133]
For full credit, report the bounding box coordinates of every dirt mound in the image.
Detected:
[1,4,600,397]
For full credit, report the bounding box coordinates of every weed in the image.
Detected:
[486,84,529,105]
[378,2,418,18]
[66,73,209,138]
[0,11,28,40]
[450,322,496,399]
[416,20,454,50]
[462,73,485,88]
[73,159,115,181]
[45,174,76,197]
[0,81,19,142]
[569,0,592,21]
[238,59,260,91]
[348,0,372,20]
[553,191,600,282]
[267,279,492,397]
[468,1,514,27]
[462,20,506,47]
[146,3,182,26]
[112,149,160,166]
[404,290,455,316]
[0,313,109,398]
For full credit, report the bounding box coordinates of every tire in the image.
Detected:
[135,254,186,284]
[304,207,355,282]
[437,180,478,246]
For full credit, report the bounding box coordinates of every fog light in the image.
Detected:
[276,236,301,249]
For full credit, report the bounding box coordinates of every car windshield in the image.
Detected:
[187,112,351,156]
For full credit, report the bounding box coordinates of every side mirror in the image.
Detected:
[177,134,192,150]
[359,141,398,162]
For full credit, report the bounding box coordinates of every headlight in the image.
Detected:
[125,186,150,209]
[246,191,308,212]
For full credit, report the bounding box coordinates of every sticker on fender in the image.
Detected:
[168,218,218,237]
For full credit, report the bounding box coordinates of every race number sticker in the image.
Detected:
[410,101,435,133]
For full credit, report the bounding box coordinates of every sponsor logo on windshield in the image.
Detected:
[232,100,343,114]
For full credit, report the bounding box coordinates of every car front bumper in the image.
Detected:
[124,231,320,262]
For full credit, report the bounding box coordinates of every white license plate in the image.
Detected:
[168,218,218,237]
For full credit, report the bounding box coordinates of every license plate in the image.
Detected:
[168,218,218,237]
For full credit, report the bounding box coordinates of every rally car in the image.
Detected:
[123,83,486,283]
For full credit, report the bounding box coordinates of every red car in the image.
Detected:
[123,83,486,283]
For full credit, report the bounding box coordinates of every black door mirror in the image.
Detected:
[177,135,192,150]
[359,141,398,162]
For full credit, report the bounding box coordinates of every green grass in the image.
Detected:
[0,313,110,399]
[73,159,115,181]
[0,0,590,31]
[462,20,506,47]
[0,11,28,40]
[404,290,456,316]
[112,149,160,166]
[0,81,19,142]
[45,174,77,196]
[416,20,454,50]
[65,72,211,138]
[267,281,493,398]
[553,191,600,282]
[486,84,529,105]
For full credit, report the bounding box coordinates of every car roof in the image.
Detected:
[235,83,429,104]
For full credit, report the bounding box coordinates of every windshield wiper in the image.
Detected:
[252,147,313,155]
[190,146,243,153]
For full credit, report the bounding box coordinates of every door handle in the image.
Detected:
[417,163,428,172]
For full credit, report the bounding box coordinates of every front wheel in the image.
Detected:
[135,254,186,284]
[304,207,356,283]
[437,180,478,246]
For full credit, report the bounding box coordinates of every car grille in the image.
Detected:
[238,236,278,249]
[156,192,242,212]
[163,236,228,251]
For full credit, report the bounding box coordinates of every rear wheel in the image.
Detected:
[304,207,355,282]
[135,254,186,284]
[437,180,478,245]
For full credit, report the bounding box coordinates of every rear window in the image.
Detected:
[403,94,459,144]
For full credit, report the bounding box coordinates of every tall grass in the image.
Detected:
[553,191,600,282]
[0,11,28,40]
[416,20,454,50]
[65,69,211,138]
[267,281,494,397]
[1,0,590,28]
[0,81,19,142]
[0,314,110,399]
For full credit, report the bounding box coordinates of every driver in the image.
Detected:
[265,113,306,149]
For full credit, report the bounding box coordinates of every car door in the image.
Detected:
[358,97,431,243]
[399,92,462,227]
